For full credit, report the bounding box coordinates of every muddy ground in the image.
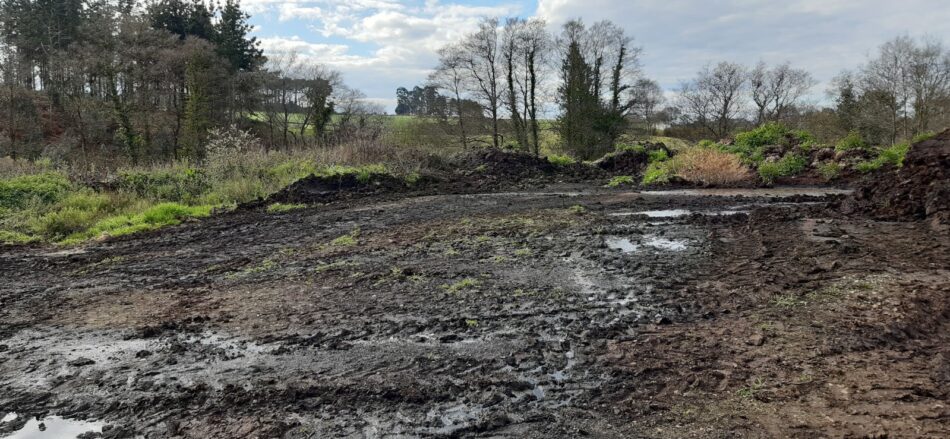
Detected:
[1,184,948,438]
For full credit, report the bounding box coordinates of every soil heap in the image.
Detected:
[842,129,950,227]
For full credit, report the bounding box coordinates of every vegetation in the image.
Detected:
[547,154,576,166]
[267,203,308,214]
[607,175,636,187]
[673,148,752,186]
[758,154,807,184]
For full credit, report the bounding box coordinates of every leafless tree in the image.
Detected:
[430,46,471,148]
[749,61,815,124]
[678,61,746,138]
[460,18,502,148]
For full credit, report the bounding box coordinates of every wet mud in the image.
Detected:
[1,185,947,438]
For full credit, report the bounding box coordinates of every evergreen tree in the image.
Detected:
[557,38,601,159]
[213,0,262,71]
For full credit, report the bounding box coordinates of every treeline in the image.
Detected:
[406,24,949,157]
[404,18,663,160]
[671,35,950,145]
[0,0,376,167]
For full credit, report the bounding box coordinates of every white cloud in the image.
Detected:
[246,0,950,110]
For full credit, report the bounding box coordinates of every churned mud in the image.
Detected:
[1,184,947,438]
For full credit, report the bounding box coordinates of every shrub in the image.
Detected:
[835,131,867,151]
[606,175,635,187]
[758,154,807,184]
[317,164,389,183]
[647,149,669,163]
[817,162,842,181]
[641,162,672,185]
[854,141,911,173]
[734,122,787,150]
[615,143,646,153]
[30,207,98,239]
[0,172,72,209]
[116,166,210,203]
[547,154,576,166]
[673,148,751,186]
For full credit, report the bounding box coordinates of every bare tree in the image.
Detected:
[500,17,550,155]
[430,46,471,148]
[907,37,950,133]
[630,78,664,133]
[460,18,502,148]
[678,62,746,138]
[749,61,815,124]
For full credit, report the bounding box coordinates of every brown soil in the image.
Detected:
[2,181,947,438]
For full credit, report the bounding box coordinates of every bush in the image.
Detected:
[615,143,646,153]
[641,162,673,185]
[854,141,911,173]
[606,175,635,187]
[734,122,787,150]
[674,148,752,186]
[647,149,668,163]
[758,154,807,184]
[817,162,842,181]
[116,166,210,203]
[547,154,576,166]
[835,131,867,151]
[0,172,71,209]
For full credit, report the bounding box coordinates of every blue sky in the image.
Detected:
[243,0,950,113]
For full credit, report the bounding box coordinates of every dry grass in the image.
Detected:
[673,148,752,186]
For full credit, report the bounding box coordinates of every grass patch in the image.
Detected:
[267,203,307,214]
[547,154,576,166]
[817,162,842,181]
[758,154,807,184]
[606,175,635,187]
[835,131,867,152]
[444,277,479,293]
[331,228,360,247]
[568,204,586,215]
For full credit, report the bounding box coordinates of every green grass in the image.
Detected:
[835,131,867,152]
[331,228,360,247]
[547,154,576,166]
[606,175,635,187]
[641,161,673,185]
[817,162,842,181]
[444,277,479,293]
[757,154,807,184]
[267,203,307,214]
[854,141,911,173]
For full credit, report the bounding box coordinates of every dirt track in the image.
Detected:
[1,185,948,438]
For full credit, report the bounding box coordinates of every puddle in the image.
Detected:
[640,187,852,197]
[606,236,689,253]
[2,413,17,423]
[609,209,748,218]
[2,414,103,439]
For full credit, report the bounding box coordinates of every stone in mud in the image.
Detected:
[68,357,95,367]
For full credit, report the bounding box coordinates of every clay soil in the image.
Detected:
[1,184,948,438]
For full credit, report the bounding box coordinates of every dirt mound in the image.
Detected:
[451,149,604,187]
[266,172,413,205]
[842,129,950,226]
[594,142,671,175]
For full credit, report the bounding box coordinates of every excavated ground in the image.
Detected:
[0,184,947,438]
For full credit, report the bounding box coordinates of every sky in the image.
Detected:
[243,0,950,113]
